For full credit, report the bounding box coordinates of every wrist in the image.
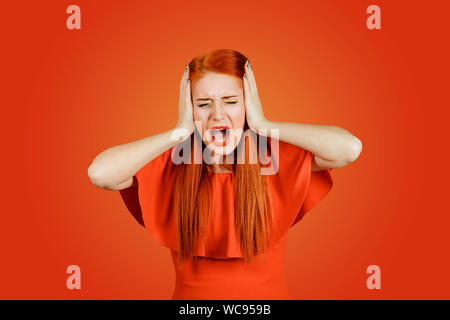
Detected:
[175,121,194,132]
[172,125,193,142]
[250,118,271,131]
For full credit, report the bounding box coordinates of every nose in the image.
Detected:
[211,101,226,121]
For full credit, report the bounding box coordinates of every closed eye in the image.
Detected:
[197,101,239,107]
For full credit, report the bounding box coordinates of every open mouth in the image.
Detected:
[209,127,230,146]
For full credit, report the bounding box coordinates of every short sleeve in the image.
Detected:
[266,139,333,246]
[119,176,144,227]
[134,147,173,185]
[293,160,333,225]
[119,146,179,251]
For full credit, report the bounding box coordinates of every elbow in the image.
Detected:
[87,163,108,188]
[345,136,363,163]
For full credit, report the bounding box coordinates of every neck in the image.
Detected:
[212,163,231,173]
[211,155,233,173]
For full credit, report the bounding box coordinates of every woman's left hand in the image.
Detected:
[243,60,268,131]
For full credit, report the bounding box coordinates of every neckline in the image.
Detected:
[212,167,233,175]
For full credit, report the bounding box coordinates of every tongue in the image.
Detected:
[211,130,226,143]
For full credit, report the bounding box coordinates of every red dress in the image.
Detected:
[119,139,333,299]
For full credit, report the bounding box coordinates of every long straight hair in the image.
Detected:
[173,49,273,266]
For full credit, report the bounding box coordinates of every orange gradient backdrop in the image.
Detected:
[1,1,449,299]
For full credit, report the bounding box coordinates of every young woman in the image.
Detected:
[88,49,362,300]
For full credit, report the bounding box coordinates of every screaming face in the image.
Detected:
[192,71,246,157]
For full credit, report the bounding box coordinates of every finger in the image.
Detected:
[243,72,250,100]
[245,60,257,95]
[185,77,192,106]
[180,64,188,96]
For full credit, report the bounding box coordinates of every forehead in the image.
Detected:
[192,72,242,98]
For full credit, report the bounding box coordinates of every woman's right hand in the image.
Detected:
[175,64,195,136]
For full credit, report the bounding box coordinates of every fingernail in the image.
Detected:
[185,64,189,72]
[244,73,247,78]
[245,60,249,68]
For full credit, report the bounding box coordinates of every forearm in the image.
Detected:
[88,126,187,188]
[254,120,362,163]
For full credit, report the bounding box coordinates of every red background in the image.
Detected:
[1,0,449,299]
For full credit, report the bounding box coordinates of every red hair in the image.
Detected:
[174,49,273,265]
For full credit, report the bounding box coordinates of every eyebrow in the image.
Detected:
[195,95,239,101]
